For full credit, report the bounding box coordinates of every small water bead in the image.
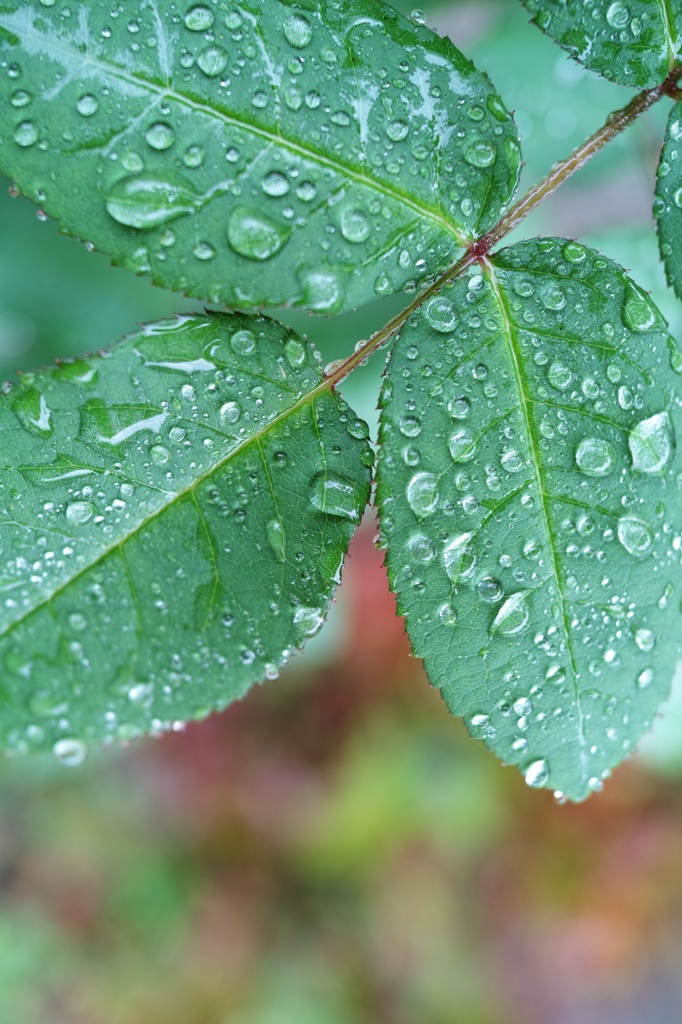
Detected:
[443,532,476,582]
[617,516,654,558]
[309,473,359,520]
[406,472,439,518]
[623,282,657,332]
[198,46,228,77]
[407,533,435,563]
[53,738,87,767]
[491,591,530,636]
[448,396,470,420]
[628,412,673,473]
[562,241,586,263]
[294,606,325,637]
[77,94,98,117]
[424,296,457,333]
[387,119,409,142]
[524,759,549,788]
[10,89,32,108]
[284,336,306,367]
[262,171,290,197]
[183,144,205,168]
[14,121,38,147]
[227,207,286,261]
[618,385,634,410]
[501,449,523,473]
[220,401,241,424]
[181,383,196,400]
[66,501,94,525]
[606,1,630,28]
[184,4,215,30]
[448,429,476,463]
[283,12,313,47]
[477,576,504,602]
[230,329,255,355]
[438,602,457,625]
[410,8,426,24]
[146,122,174,150]
[575,437,615,477]
[465,139,496,168]
[399,416,421,438]
[296,181,316,202]
[150,444,170,464]
[545,665,566,685]
[193,241,215,260]
[340,208,370,244]
[636,668,654,689]
[634,628,655,652]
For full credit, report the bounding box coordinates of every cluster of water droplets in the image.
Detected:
[0,313,371,762]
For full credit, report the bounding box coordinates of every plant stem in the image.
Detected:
[321,66,682,395]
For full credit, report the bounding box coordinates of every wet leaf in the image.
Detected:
[0,0,520,313]
[0,313,371,759]
[377,239,682,801]
[520,0,682,88]
[655,101,682,304]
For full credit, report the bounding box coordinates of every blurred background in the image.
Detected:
[3,0,682,1021]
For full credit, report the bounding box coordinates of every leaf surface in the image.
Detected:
[0,312,371,760]
[655,101,682,303]
[521,0,682,88]
[0,0,520,313]
[377,239,682,801]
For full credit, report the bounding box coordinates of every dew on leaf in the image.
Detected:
[283,12,313,48]
[339,208,371,243]
[294,606,325,637]
[424,296,457,333]
[197,46,228,77]
[220,401,241,424]
[406,472,439,518]
[309,473,359,520]
[443,532,476,582]
[617,516,654,558]
[53,738,86,767]
[66,501,95,525]
[491,591,530,636]
[184,4,215,30]
[628,412,674,473]
[623,282,657,332]
[13,121,38,147]
[145,122,175,151]
[104,173,197,229]
[262,171,290,197]
[76,94,98,117]
[575,437,615,476]
[266,518,286,562]
[464,139,496,168]
[524,759,549,788]
[227,207,286,261]
[448,429,477,463]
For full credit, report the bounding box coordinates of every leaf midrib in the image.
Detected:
[484,257,590,789]
[1,14,470,248]
[0,372,336,643]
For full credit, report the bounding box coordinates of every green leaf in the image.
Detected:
[0,312,371,761]
[520,0,682,88]
[0,0,520,314]
[377,238,682,801]
[655,102,682,305]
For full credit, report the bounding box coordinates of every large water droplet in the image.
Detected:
[406,472,439,518]
[617,516,654,558]
[524,758,549,788]
[145,122,175,151]
[449,429,476,463]
[14,121,38,147]
[267,518,286,562]
[294,605,325,637]
[198,46,228,77]
[262,171,290,197]
[548,360,573,390]
[464,139,496,168]
[66,500,95,525]
[491,591,530,636]
[77,93,99,117]
[424,296,457,333]
[184,4,215,30]
[623,282,657,333]
[339,207,370,243]
[105,173,196,229]
[227,207,286,261]
[628,412,674,473]
[309,473,359,520]
[606,1,629,28]
[443,532,476,582]
[283,12,313,47]
[575,437,615,476]
[53,738,86,767]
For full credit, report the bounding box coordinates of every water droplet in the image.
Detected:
[410,8,426,25]
[10,89,32,108]
[548,360,573,390]
[145,122,174,151]
[150,444,170,464]
[77,93,98,117]
[562,241,586,264]
[193,241,215,261]
[183,144,205,168]
[387,119,408,142]
[220,401,241,424]
[524,759,549,788]
[623,281,657,333]
[424,296,457,333]
[406,472,439,518]
[491,591,530,636]
[606,2,630,29]
[636,668,653,689]
[267,518,286,562]
[309,473,359,520]
[184,4,215,30]
[262,171,290,197]
[105,173,196,229]
[501,449,524,473]
[443,532,476,582]
[575,437,615,476]
[227,207,286,261]
[634,628,655,652]
[284,337,306,368]
[13,121,38,147]
[340,208,370,243]
[230,329,256,355]
[478,576,504,602]
[449,429,476,463]
[53,738,86,767]
[66,501,94,525]
[198,46,228,77]
[294,605,324,637]
[283,12,313,48]
[617,516,654,558]
[13,389,52,435]
[464,139,496,168]
[628,412,674,473]
[296,180,317,202]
